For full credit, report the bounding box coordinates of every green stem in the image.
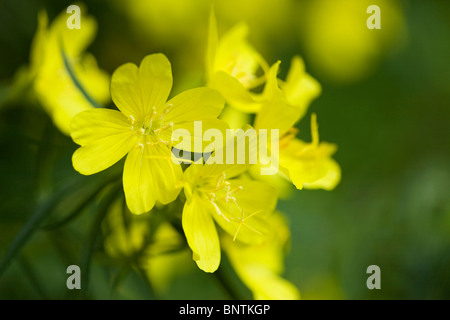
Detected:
[213,265,242,300]
[0,178,83,278]
[18,256,48,299]
[42,174,120,230]
[81,182,121,295]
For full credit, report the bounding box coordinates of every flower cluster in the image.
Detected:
[27,8,341,299]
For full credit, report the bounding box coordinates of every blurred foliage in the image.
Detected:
[0,0,449,299]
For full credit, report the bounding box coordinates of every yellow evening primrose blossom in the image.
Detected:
[206,11,269,113]
[256,59,321,133]
[30,8,110,135]
[223,212,300,300]
[182,163,277,273]
[254,60,340,190]
[71,54,225,214]
[280,113,341,190]
[276,56,322,123]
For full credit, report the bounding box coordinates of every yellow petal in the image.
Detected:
[31,9,110,135]
[219,105,252,130]
[280,124,340,190]
[29,10,48,76]
[250,268,301,300]
[281,56,321,119]
[181,124,256,178]
[182,194,220,273]
[212,179,276,244]
[209,71,261,113]
[223,233,300,300]
[74,53,111,107]
[303,158,341,191]
[215,23,266,83]
[255,62,302,135]
[123,144,182,215]
[51,5,97,58]
[71,109,135,175]
[111,54,172,120]
[230,180,277,213]
[111,62,142,119]
[248,165,294,200]
[164,87,224,124]
[171,119,229,154]
[138,54,173,114]
[184,163,249,188]
[281,147,338,190]
[71,108,132,145]
[215,23,250,69]
[261,60,281,100]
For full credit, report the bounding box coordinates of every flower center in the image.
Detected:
[193,173,243,222]
[129,105,173,146]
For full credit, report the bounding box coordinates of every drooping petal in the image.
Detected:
[164,87,224,124]
[182,194,221,273]
[123,143,182,215]
[280,135,340,190]
[71,109,136,175]
[281,157,326,190]
[302,158,341,190]
[111,54,173,120]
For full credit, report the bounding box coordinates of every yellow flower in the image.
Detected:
[255,59,321,134]
[206,11,269,113]
[30,8,110,135]
[71,54,225,214]
[182,163,277,273]
[223,212,300,300]
[279,113,341,190]
[276,56,322,122]
[254,61,340,190]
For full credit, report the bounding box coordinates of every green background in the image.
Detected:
[0,0,449,299]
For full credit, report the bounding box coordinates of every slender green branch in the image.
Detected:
[0,178,83,278]
[42,174,121,230]
[213,265,243,300]
[81,182,122,295]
